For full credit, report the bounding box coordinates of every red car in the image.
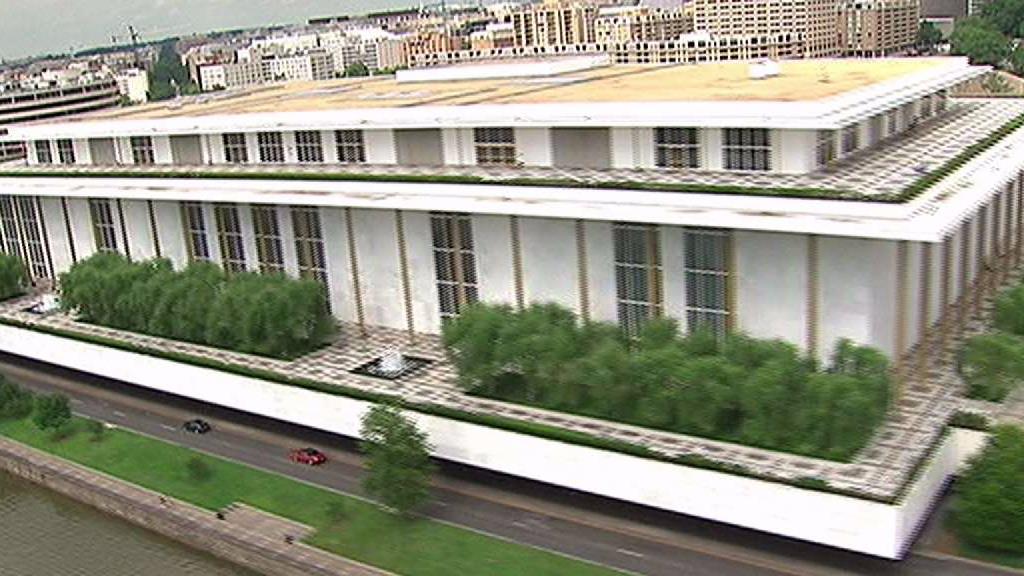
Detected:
[289,447,327,466]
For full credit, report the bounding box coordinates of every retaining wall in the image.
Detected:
[0,323,989,559]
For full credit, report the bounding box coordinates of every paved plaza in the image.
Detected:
[2,259,1019,503]
[6,99,1023,200]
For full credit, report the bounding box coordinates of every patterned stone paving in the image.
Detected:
[2,268,1018,502]
[4,99,1023,200]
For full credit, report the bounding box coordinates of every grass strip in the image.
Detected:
[0,416,623,576]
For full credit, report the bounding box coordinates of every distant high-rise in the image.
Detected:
[691,0,842,58]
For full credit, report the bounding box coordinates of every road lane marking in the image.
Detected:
[112,410,126,418]
[159,424,176,432]
[616,548,645,558]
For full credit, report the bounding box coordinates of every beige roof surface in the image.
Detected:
[68,57,953,121]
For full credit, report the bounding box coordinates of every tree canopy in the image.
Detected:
[443,303,891,461]
[918,21,944,53]
[59,253,336,359]
[344,62,370,78]
[951,18,1012,66]
[963,282,1024,401]
[0,254,26,301]
[33,393,71,433]
[148,42,199,101]
[360,403,434,515]
[956,425,1024,554]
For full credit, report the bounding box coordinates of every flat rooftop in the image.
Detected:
[44,57,959,121]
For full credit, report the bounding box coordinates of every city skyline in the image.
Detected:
[0,0,419,61]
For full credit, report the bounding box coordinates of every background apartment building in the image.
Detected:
[692,0,842,57]
[840,0,920,57]
[593,5,694,43]
[511,1,604,46]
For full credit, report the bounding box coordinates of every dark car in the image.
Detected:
[183,419,212,434]
[289,447,327,466]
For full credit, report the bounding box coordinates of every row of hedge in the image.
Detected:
[962,282,1024,401]
[0,254,25,301]
[59,253,336,359]
[442,303,891,462]
[955,425,1024,555]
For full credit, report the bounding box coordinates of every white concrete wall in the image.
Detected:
[364,130,397,165]
[38,197,74,275]
[150,200,187,268]
[515,128,552,167]
[442,128,475,166]
[777,129,816,174]
[236,204,260,272]
[64,198,96,260]
[277,205,300,278]
[661,226,686,327]
[736,231,809,349]
[818,237,898,358]
[0,323,991,560]
[473,214,516,306]
[72,139,92,165]
[152,136,173,165]
[120,199,157,261]
[583,220,617,323]
[519,217,578,311]
[704,128,723,171]
[349,208,405,330]
[403,210,442,334]
[319,206,357,323]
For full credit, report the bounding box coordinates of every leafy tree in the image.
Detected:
[956,425,1024,554]
[0,255,26,300]
[962,333,1024,401]
[344,62,370,78]
[919,21,944,52]
[33,394,71,434]
[148,42,198,101]
[0,379,34,420]
[994,284,1024,335]
[360,403,434,515]
[980,0,1024,38]
[951,18,1012,66]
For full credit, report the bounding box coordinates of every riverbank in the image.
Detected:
[0,415,622,576]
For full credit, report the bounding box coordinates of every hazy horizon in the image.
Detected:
[0,0,425,61]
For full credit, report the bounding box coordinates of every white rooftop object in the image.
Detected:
[749,59,781,80]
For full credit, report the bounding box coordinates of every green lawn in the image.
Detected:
[0,417,622,576]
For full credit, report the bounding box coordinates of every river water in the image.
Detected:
[0,470,256,576]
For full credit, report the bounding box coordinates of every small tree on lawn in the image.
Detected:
[956,426,1024,554]
[359,403,434,515]
[0,379,34,420]
[186,456,213,483]
[33,393,71,435]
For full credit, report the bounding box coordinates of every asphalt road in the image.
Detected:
[0,352,1017,576]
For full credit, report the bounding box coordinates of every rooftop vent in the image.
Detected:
[748,59,780,80]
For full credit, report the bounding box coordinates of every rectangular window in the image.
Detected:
[841,125,859,155]
[56,139,76,165]
[214,204,246,273]
[17,197,49,280]
[181,202,211,262]
[473,127,517,166]
[655,127,700,169]
[295,131,324,163]
[257,132,285,163]
[722,128,771,171]
[431,213,479,320]
[684,228,730,339]
[34,141,52,164]
[251,205,285,274]
[614,223,662,337]
[130,136,155,165]
[222,133,248,164]
[0,196,23,260]
[815,130,836,168]
[89,198,119,253]
[335,130,366,164]
[291,206,329,305]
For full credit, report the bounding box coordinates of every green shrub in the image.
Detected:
[443,303,891,461]
[962,333,1024,401]
[0,254,26,300]
[33,393,71,434]
[949,411,991,431]
[994,284,1024,336]
[59,253,336,359]
[0,379,34,420]
[955,426,1024,554]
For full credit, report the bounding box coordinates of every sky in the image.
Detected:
[0,0,420,61]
